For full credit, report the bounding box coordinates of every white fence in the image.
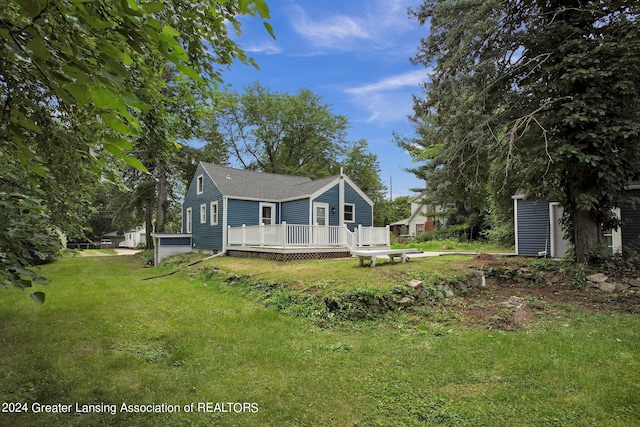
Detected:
[227,222,390,249]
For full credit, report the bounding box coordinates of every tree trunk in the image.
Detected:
[145,199,154,249]
[155,165,167,233]
[572,209,605,263]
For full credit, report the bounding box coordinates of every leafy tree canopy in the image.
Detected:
[0,0,272,296]
[406,0,640,262]
[215,82,350,179]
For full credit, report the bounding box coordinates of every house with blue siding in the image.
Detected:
[513,183,640,258]
[182,162,377,256]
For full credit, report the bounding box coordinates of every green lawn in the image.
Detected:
[0,255,638,426]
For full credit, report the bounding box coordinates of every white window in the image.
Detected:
[186,207,192,233]
[259,202,276,225]
[344,203,355,222]
[196,175,204,194]
[200,204,206,224]
[210,201,218,226]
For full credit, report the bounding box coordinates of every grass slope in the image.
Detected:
[0,256,638,426]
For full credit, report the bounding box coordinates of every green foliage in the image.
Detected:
[3,256,640,425]
[1,0,272,284]
[215,82,350,179]
[407,0,640,262]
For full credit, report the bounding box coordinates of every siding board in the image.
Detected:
[516,200,551,256]
[621,189,640,248]
[345,181,372,231]
[183,164,223,251]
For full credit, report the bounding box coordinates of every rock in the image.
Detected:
[586,281,599,289]
[444,288,455,298]
[352,309,367,319]
[626,279,640,288]
[399,296,415,308]
[505,296,524,310]
[597,282,616,293]
[407,279,424,289]
[613,282,630,292]
[586,273,608,283]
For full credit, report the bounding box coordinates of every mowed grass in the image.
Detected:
[202,254,474,292]
[0,255,639,426]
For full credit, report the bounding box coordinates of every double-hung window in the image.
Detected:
[344,203,355,223]
[210,201,218,226]
[196,175,204,194]
[200,204,207,224]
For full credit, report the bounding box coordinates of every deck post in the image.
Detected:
[242,224,246,246]
[260,223,264,246]
[357,224,363,247]
[386,225,391,246]
[282,221,287,249]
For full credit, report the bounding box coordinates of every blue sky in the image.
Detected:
[219,0,429,198]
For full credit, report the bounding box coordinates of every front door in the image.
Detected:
[313,202,329,245]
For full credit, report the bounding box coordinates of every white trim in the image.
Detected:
[513,197,519,255]
[222,197,228,251]
[259,202,276,225]
[210,201,218,226]
[344,203,355,223]
[200,203,207,224]
[339,175,345,226]
[549,202,558,258]
[186,207,192,233]
[196,174,204,195]
[609,208,622,254]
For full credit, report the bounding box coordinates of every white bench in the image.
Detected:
[351,248,422,267]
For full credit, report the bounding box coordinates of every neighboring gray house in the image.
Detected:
[513,183,640,257]
[181,163,378,255]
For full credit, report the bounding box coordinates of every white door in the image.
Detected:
[313,202,329,245]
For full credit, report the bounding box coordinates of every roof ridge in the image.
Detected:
[201,162,312,182]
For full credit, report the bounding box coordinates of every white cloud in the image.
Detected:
[289,0,421,53]
[243,41,283,55]
[289,6,371,50]
[345,69,430,124]
[345,70,427,96]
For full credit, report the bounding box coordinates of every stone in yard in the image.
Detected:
[597,282,616,293]
[613,282,630,292]
[505,296,525,310]
[407,279,424,289]
[626,279,640,288]
[399,296,415,308]
[445,288,455,298]
[352,309,367,319]
[586,273,608,283]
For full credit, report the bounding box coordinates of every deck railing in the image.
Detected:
[227,222,390,249]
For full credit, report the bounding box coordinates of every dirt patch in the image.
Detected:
[445,256,640,330]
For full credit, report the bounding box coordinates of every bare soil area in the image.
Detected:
[447,255,640,330]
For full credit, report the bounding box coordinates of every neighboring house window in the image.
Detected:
[186,208,192,233]
[210,201,218,226]
[259,202,276,225]
[344,203,355,222]
[200,204,206,224]
[416,224,424,234]
[196,175,204,194]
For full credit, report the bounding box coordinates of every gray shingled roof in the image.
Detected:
[201,163,340,200]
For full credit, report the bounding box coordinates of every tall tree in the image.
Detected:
[216,83,349,179]
[408,0,640,262]
[1,0,272,292]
